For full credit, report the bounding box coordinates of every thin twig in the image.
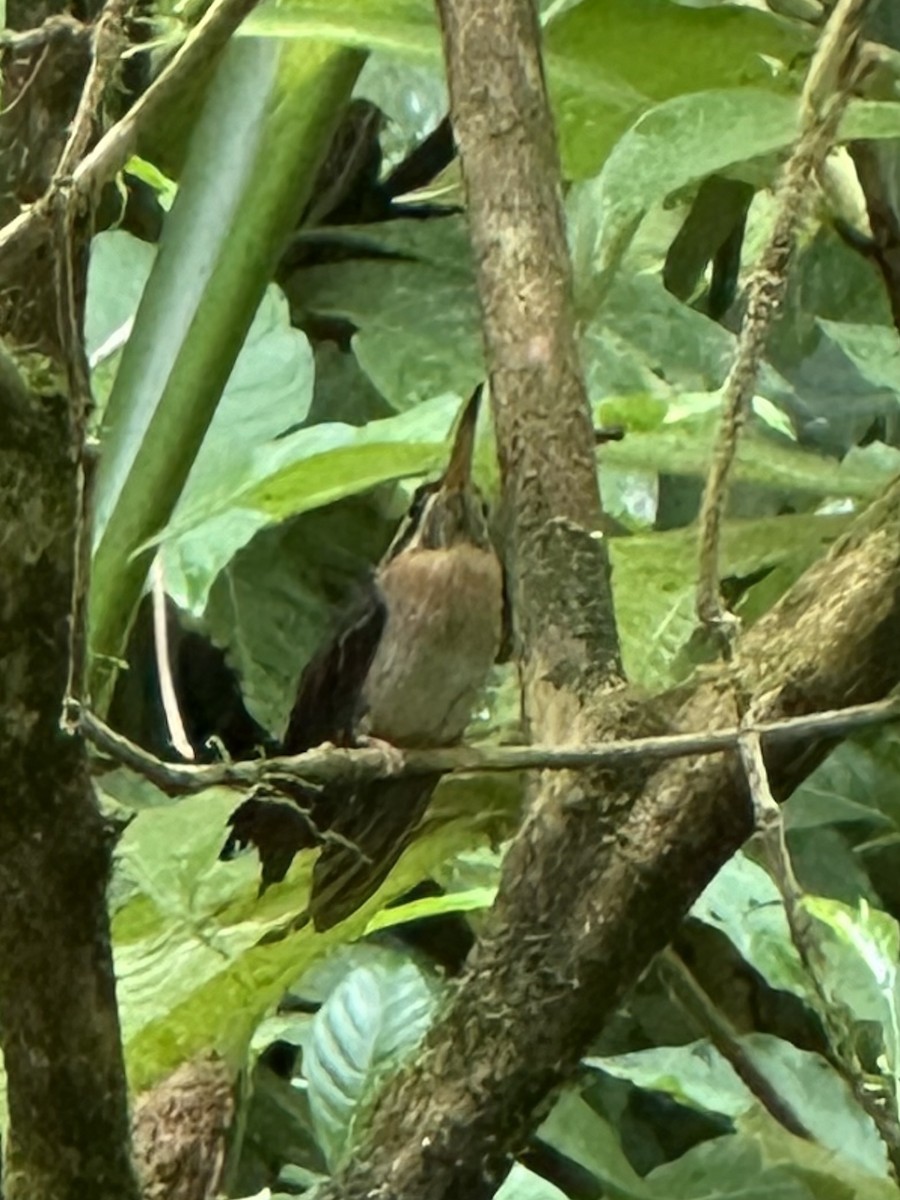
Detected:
[658,947,815,1142]
[53,0,128,182]
[0,44,49,117]
[740,728,900,1178]
[77,696,900,796]
[696,0,871,638]
[54,1,130,728]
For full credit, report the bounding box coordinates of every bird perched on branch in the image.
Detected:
[223,386,503,930]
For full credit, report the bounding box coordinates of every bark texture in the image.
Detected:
[0,3,139,1197]
[310,2,900,1199]
[313,413,900,1200]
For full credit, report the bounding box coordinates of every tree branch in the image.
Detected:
[696,0,870,637]
[0,0,140,1189]
[310,1,900,1196]
[80,697,900,795]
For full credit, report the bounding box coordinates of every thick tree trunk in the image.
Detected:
[313,3,900,1199]
[0,377,138,1199]
[0,4,139,1197]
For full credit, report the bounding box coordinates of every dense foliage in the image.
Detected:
[13,0,900,1196]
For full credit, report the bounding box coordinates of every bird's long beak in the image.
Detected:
[441,384,482,491]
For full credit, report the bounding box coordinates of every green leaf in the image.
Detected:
[290,217,482,408]
[570,89,900,297]
[546,0,808,181]
[817,319,900,395]
[691,852,811,1004]
[538,1089,652,1200]
[161,392,460,540]
[787,732,900,834]
[112,770,516,1093]
[610,515,848,690]
[589,1035,887,1178]
[645,1127,899,1200]
[605,417,888,497]
[364,885,497,934]
[586,274,759,400]
[244,0,439,58]
[495,1165,568,1200]
[747,1113,900,1200]
[89,36,363,709]
[302,958,439,1167]
[802,896,900,1037]
[569,89,798,291]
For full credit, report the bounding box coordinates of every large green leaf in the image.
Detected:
[645,1126,899,1200]
[156,393,466,634]
[586,272,795,406]
[287,216,482,409]
[303,957,439,1167]
[610,515,849,691]
[89,36,364,709]
[569,90,900,298]
[545,0,808,180]
[110,769,516,1092]
[588,1035,887,1178]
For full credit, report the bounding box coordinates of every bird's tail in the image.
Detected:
[309,775,440,930]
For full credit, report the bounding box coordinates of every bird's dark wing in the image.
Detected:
[282,580,387,754]
[220,581,386,887]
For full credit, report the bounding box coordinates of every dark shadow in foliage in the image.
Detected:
[109,595,277,763]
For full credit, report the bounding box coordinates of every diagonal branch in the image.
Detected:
[310,1,899,1197]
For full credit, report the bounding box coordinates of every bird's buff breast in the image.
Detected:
[363,543,503,747]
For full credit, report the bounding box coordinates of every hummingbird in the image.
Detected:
[223,386,504,930]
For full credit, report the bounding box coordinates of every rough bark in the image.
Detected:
[0,3,139,1198]
[131,1057,234,1200]
[311,3,900,1199]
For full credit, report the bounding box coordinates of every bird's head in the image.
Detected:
[385,385,492,559]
